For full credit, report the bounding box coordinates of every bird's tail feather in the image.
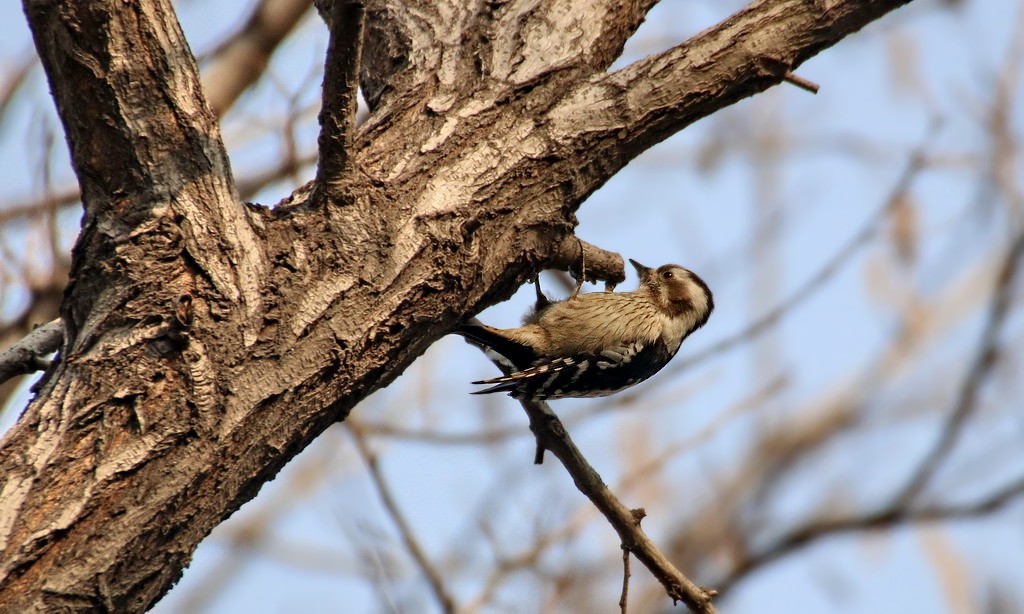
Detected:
[470,381,520,395]
[454,320,538,368]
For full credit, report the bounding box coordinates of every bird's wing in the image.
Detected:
[472,339,673,399]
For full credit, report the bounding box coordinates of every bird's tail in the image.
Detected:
[470,356,578,397]
[454,319,539,371]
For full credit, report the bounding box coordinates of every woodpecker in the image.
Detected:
[456,259,713,400]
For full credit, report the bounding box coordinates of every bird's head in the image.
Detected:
[630,259,714,327]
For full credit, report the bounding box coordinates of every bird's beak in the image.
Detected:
[629,259,653,284]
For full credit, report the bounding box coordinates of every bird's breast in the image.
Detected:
[541,293,662,355]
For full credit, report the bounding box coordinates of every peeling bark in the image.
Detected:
[1,0,912,610]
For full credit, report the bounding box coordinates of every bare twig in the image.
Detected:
[462,327,715,610]
[782,71,819,94]
[314,0,365,196]
[348,424,457,614]
[0,319,61,385]
[520,398,717,613]
[619,546,631,613]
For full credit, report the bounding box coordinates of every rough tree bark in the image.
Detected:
[0,0,912,611]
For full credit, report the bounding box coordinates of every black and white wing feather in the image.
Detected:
[472,338,674,400]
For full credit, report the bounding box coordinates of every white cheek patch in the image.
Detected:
[690,291,709,317]
[684,276,711,317]
[660,314,696,353]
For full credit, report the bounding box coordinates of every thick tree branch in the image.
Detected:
[548,0,913,166]
[24,0,231,216]
[22,0,267,350]
[314,0,366,193]
[358,0,477,110]
[479,0,660,83]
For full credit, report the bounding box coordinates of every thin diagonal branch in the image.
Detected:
[522,399,718,613]
[348,424,456,614]
[314,0,365,194]
[717,472,1024,596]
[463,334,717,611]
[894,230,1024,506]
[202,0,315,117]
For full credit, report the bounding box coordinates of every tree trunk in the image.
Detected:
[0,0,911,610]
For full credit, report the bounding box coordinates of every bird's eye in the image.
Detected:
[661,270,674,279]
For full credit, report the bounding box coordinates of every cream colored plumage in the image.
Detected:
[455,260,714,400]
